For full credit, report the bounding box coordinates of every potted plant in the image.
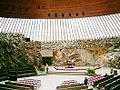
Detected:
[86,68,95,76]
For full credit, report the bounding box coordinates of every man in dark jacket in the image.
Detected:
[84,77,88,86]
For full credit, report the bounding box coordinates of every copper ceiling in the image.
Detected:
[0,0,120,18]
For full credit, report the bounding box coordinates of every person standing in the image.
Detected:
[84,77,88,86]
[46,64,48,73]
[110,67,113,75]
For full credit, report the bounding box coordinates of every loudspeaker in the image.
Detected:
[25,38,30,42]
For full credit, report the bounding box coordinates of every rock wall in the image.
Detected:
[0,32,120,69]
[0,33,43,70]
[0,33,29,70]
[104,51,120,68]
[53,49,95,66]
[97,37,120,68]
[24,41,42,66]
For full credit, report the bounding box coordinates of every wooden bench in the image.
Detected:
[6,81,35,90]
[98,75,120,89]
[57,83,83,89]
[0,70,9,81]
[0,87,18,90]
[0,66,37,82]
[111,84,120,90]
[0,83,31,90]
[0,76,8,82]
[57,83,87,90]
[57,85,87,90]
[17,72,36,78]
[7,66,37,80]
[105,79,120,90]
[93,75,114,87]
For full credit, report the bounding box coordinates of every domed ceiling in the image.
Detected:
[0,0,120,42]
[0,0,120,18]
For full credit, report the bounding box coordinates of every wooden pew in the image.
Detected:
[7,66,37,79]
[0,76,8,82]
[57,83,83,89]
[111,84,120,90]
[13,66,35,71]
[17,72,36,78]
[0,66,37,82]
[5,81,35,90]
[57,85,87,90]
[93,75,114,87]
[0,83,31,90]
[16,69,35,74]
[98,75,120,89]
[0,70,9,81]
[70,85,87,90]
[105,79,120,90]
[0,72,8,76]
[57,83,87,90]
[15,66,36,78]
[0,87,18,90]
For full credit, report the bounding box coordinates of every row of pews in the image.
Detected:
[0,66,37,90]
[0,81,34,90]
[93,74,120,90]
[56,80,87,90]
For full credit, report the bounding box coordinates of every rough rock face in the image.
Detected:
[0,33,43,70]
[0,33,29,70]
[1,32,120,69]
[53,49,92,66]
[104,37,120,69]
[24,41,42,66]
[104,49,120,69]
